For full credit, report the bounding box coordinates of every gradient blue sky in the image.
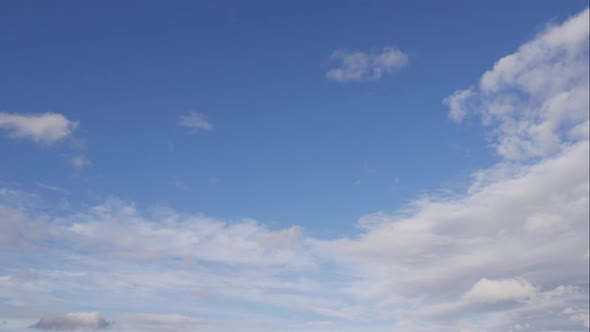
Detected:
[0,1,589,332]
[0,1,584,231]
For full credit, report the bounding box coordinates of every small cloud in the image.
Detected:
[0,112,78,144]
[208,176,219,185]
[326,46,408,82]
[463,278,538,304]
[443,89,474,123]
[178,112,213,132]
[169,177,187,190]
[70,155,91,169]
[31,312,110,330]
[36,183,69,195]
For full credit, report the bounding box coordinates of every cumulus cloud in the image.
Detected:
[463,278,538,304]
[0,112,78,144]
[31,312,109,330]
[313,140,588,320]
[178,112,212,132]
[326,46,408,82]
[443,8,589,160]
[314,8,589,330]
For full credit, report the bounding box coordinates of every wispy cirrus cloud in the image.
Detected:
[326,46,408,82]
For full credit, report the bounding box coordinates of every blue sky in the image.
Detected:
[0,1,589,332]
[1,0,584,230]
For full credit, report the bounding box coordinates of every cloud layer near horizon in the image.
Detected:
[0,7,589,332]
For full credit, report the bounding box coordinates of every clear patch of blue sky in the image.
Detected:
[0,0,587,237]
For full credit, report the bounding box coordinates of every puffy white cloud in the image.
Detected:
[0,112,78,144]
[326,46,408,82]
[443,89,473,122]
[443,8,589,160]
[463,278,537,304]
[178,112,212,132]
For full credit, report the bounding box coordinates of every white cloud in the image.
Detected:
[563,307,590,328]
[313,8,589,330]
[463,278,538,304]
[0,112,78,145]
[443,89,473,122]
[0,204,49,250]
[178,112,212,132]
[168,177,187,189]
[70,155,91,169]
[523,212,565,233]
[0,197,314,269]
[0,132,588,330]
[0,8,588,332]
[31,312,109,330]
[314,140,588,302]
[1,143,587,331]
[326,46,408,82]
[115,313,206,332]
[443,8,589,160]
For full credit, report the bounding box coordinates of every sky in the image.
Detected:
[0,1,588,331]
